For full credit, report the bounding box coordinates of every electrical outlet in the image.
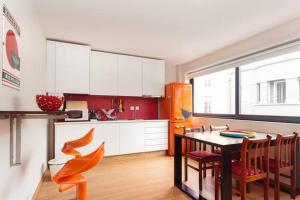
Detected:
[135,106,140,110]
[130,106,135,111]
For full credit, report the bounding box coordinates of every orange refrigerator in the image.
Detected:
[160,82,192,156]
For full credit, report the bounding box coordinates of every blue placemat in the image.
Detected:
[220,131,256,138]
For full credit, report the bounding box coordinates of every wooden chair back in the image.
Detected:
[210,125,229,131]
[183,126,205,152]
[185,126,205,133]
[240,135,271,177]
[275,132,298,168]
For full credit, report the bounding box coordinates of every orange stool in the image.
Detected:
[61,128,94,157]
[53,142,105,200]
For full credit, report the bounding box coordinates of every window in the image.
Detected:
[193,68,235,114]
[204,96,212,113]
[192,43,300,122]
[204,78,211,87]
[257,83,261,103]
[298,78,300,101]
[240,52,299,116]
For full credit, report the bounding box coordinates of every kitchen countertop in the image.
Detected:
[55,119,169,125]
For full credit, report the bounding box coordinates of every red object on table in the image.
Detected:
[36,94,64,111]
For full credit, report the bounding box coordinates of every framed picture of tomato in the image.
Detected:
[2,5,21,90]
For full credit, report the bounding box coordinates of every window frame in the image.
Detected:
[191,67,300,124]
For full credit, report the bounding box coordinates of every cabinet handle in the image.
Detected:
[175,126,185,129]
[175,117,184,120]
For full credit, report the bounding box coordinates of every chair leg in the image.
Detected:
[274,171,280,200]
[291,168,296,199]
[240,180,246,200]
[203,163,206,178]
[246,183,250,193]
[214,166,220,200]
[212,162,215,177]
[77,181,87,200]
[199,161,203,191]
[264,177,269,200]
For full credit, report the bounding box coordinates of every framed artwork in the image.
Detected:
[2,5,21,90]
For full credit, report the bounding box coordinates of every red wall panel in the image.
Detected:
[65,94,159,120]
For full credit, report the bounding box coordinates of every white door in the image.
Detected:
[142,58,165,96]
[118,55,142,96]
[90,51,118,95]
[119,123,144,154]
[55,42,90,94]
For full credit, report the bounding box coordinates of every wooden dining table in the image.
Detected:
[174,131,277,200]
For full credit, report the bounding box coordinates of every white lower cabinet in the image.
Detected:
[143,122,168,152]
[55,123,119,159]
[119,123,144,154]
[54,121,168,159]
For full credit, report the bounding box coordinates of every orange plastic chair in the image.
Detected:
[61,128,94,157]
[53,142,105,200]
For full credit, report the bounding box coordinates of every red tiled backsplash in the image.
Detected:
[64,94,159,120]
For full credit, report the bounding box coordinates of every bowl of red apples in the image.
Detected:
[36,94,64,111]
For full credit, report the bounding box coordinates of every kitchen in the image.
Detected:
[1,1,300,200]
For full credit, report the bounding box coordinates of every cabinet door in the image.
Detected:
[171,84,184,121]
[95,123,119,156]
[117,55,142,96]
[55,42,90,94]
[142,58,165,96]
[119,123,144,154]
[90,51,118,95]
[55,123,119,159]
[182,84,192,120]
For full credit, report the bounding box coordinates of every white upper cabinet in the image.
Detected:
[117,55,142,96]
[142,58,165,96]
[47,40,90,94]
[47,40,165,96]
[90,51,118,95]
[55,42,90,94]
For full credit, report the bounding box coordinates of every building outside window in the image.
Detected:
[193,48,300,117]
[299,78,300,101]
[268,80,286,103]
[193,68,235,114]
[203,96,212,113]
[257,83,261,103]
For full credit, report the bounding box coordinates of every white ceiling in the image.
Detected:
[31,0,300,67]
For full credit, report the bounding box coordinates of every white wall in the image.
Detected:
[0,0,47,199]
[180,16,300,133]
[165,64,177,83]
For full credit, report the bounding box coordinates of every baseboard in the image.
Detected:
[32,169,47,200]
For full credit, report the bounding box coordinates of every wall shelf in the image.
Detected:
[0,110,81,166]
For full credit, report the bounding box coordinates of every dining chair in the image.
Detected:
[215,135,272,200]
[210,125,229,153]
[185,126,205,152]
[209,125,232,176]
[61,128,94,157]
[270,132,298,200]
[53,142,105,200]
[183,126,221,192]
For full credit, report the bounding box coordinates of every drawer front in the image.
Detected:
[144,121,168,128]
[144,138,168,146]
[144,132,167,140]
[144,144,168,152]
[144,126,168,134]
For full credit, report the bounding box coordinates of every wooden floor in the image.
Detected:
[36,152,299,200]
